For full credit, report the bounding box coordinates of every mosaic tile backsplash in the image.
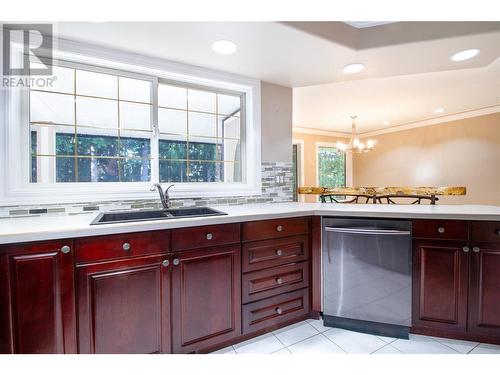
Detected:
[0,162,294,218]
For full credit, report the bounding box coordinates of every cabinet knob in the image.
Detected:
[462,246,470,253]
[438,227,445,234]
[275,307,283,315]
[276,277,283,285]
[122,242,131,251]
[173,258,180,266]
[162,260,170,267]
[61,245,71,254]
[472,246,480,253]
[276,249,283,256]
[495,229,500,236]
[206,233,213,240]
[276,225,283,232]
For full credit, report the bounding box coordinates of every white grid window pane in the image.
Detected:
[188,89,216,113]
[76,97,118,128]
[30,63,74,94]
[30,91,74,125]
[189,112,217,137]
[158,84,187,109]
[119,77,151,103]
[218,116,240,139]
[119,102,151,131]
[76,70,117,99]
[218,94,241,116]
[158,108,187,135]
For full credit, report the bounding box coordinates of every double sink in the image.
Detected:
[90,207,227,225]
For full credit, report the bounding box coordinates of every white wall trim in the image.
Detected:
[358,104,500,137]
[293,126,350,138]
[294,105,500,139]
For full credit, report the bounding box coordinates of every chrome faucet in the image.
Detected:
[150,184,175,209]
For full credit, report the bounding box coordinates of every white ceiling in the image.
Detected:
[51,21,500,133]
[53,22,500,88]
[293,57,500,134]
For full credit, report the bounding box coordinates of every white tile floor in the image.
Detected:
[212,318,500,354]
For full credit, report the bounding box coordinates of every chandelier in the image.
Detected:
[335,115,376,153]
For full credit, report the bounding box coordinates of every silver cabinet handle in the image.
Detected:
[162,260,170,267]
[61,245,71,254]
[495,229,500,236]
[122,242,131,251]
[276,225,283,232]
[275,307,283,315]
[206,233,213,240]
[173,259,180,266]
[463,246,470,253]
[276,249,283,256]
[438,227,445,234]
[276,277,283,285]
[473,246,480,253]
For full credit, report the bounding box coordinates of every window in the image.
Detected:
[317,146,346,188]
[28,62,243,184]
[1,40,260,204]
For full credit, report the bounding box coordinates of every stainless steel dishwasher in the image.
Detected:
[322,217,412,338]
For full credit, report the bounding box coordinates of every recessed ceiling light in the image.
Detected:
[211,40,237,55]
[450,49,480,62]
[382,121,390,126]
[342,63,365,74]
[434,108,445,114]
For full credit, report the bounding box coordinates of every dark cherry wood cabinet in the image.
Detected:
[77,254,172,354]
[412,239,469,332]
[468,241,500,340]
[171,245,241,353]
[412,220,500,344]
[0,240,76,354]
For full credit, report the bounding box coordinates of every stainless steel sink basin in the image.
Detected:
[90,207,227,225]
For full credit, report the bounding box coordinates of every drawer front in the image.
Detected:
[242,217,309,242]
[471,221,500,243]
[75,231,169,264]
[171,223,240,252]
[242,262,309,304]
[412,220,468,241]
[242,288,310,334]
[242,235,309,272]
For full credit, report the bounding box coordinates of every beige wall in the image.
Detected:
[261,82,293,163]
[292,131,349,202]
[354,113,500,205]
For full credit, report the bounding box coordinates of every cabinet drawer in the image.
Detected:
[242,235,309,272]
[171,223,240,252]
[412,220,468,241]
[242,288,309,334]
[242,262,309,304]
[75,231,169,264]
[471,221,500,243]
[242,217,309,242]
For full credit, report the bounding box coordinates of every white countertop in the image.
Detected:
[0,202,499,245]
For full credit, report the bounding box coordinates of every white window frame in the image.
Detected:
[0,37,261,205]
[315,141,352,187]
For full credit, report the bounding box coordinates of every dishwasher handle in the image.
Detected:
[324,227,411,236]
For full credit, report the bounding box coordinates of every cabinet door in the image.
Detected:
[171,245,241,353]
[0,240,76,354]
[412,240,469,332]
[468,243,500,339]
[77,255,171,354]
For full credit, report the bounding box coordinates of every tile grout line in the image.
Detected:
[319,332,348,353]
[418,335,464,354]
[370,341,403,354]
[466,342,482,354]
